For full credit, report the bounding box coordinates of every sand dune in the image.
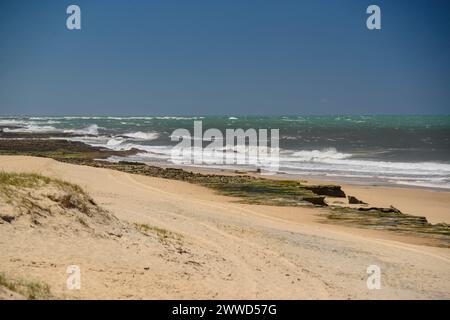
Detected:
[0,156,449,299]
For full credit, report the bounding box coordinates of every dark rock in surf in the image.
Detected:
[348,195,367,205]
[305,185,346,198]
[357,206,402,214]
[303,196,327,206]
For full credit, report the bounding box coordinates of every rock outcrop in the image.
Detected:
[348,195,367,205]
[305,185,346,198]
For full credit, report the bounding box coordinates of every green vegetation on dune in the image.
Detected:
[135,223,183,243]
[135,223,186,254]
[0,171,87,196]
[0,171,52,188]
[0,171,103,226]
[0,273,51,300]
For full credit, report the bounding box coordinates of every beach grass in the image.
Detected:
[135,223,183,244]
[0,273,51,300]
[0,171,88,196]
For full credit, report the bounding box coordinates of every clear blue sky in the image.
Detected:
[0,0,449,115]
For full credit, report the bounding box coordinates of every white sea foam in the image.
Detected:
[154,116,203,120]
[2,120,100,135]
[28,117,61,124]
[106,138,125,146]
[291,148,352,161]
[4,115,448,189]
[286,148,450,174]
[3,124,59,133]
[122,131,159,140]
[392,180,450,189]
[0,119,29,125]
[64,124,99,135]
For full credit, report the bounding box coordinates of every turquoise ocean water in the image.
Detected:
[1,115,449,189]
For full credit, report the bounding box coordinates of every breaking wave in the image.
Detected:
[121,131,160,140]
[64,124,99,135]
[291,148,352,162]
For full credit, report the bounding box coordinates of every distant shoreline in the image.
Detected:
[2,114,450,190]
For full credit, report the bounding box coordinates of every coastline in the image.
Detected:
[104,160,450,225]
[2,114,450,191]
[0,134,448,226]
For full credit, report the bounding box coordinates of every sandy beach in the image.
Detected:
[2,0,450,305]
[0,155,449,299]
